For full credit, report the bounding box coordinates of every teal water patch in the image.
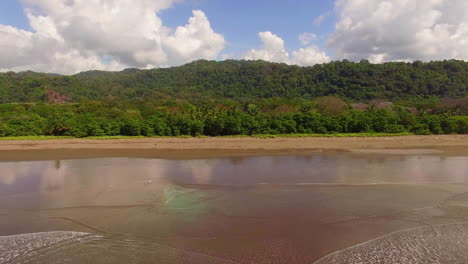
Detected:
[162,186,209,218]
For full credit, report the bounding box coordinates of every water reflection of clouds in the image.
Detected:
[159,154,468,186]
[40,160,66,192]
[56,158,172,191]
[0,159,173,196]
[1,154,468,195]
[333,154,468,184]
[0,162,48,185]
[0,167,15,185]
[181,160,217,184]
[4,160,74,193]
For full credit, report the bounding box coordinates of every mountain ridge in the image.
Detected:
[0,59,466,103]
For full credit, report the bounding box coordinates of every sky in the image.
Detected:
[0,0,467,74]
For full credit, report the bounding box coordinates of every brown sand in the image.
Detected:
[0,135,466,160]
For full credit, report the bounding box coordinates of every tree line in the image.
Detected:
[0,98,466,137]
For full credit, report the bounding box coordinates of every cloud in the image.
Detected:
[243,31,330,66]
[329,0,468,62]
[299,32,317,46]
[4,0,465,73]
[164,10,226,66]
[0,0,225,74]
[292,46,331,66]
[313,13,328,26]
[221,53,235,60]
[244,31,290,63]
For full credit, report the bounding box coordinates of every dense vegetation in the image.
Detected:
[0,59,467,138]
[0,60,467,103]
[0,98,466,138]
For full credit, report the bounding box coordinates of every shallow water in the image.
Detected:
[1,152,468,263]
[314,222,468,264]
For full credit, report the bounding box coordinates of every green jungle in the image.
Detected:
[0,60,467,138]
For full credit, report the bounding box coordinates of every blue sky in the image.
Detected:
[159,0,335,55]
[0,0,29,29]
[0,0,335,56]
[0,0,466,74]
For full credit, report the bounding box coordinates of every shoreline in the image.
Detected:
[0,135,467,160]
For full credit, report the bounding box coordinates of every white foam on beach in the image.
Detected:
[0,232,92,264]
[314,223,468,264]
[0,231,238,264]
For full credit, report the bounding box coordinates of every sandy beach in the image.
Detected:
[0,135,466,160]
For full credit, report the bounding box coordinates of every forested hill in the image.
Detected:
[0,59,467,103]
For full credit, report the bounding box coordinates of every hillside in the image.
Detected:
[0,59,467,103]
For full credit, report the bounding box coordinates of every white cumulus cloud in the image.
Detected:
[329,0,468,62]
[243,31,330,66]
[164,10,226,66]
[244,31,290,63]
[3,0,465,73]
[292,46,331,66]
[0,0,226,74]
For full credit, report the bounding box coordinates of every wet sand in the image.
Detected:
[2,151,468,263]
[0,135,467,160]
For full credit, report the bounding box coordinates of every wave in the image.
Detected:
[0,231,238,264]
[314,222,468,264]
